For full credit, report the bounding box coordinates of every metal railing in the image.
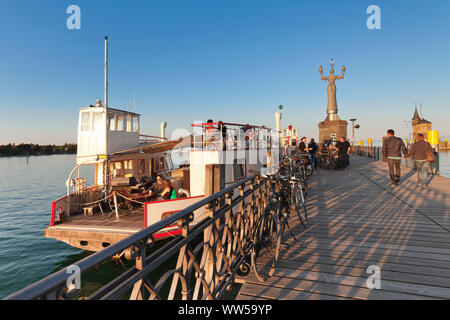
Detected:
[5,174,271,300]
[139,135,168,144]
[351,146,382,161]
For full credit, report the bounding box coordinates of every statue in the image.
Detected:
[319,59,345,121]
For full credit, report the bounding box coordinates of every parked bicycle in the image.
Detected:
[250,157,311,281]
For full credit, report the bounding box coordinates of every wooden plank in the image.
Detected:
[240,274,438,300]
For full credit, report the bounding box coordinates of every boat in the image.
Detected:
[44,103,279,251]
[44,37,280,252]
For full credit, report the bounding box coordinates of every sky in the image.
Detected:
[0,0,449,145]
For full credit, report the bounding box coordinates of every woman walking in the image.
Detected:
[405,133,434,189]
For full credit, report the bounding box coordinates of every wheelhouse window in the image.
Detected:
[117,115,125,131]
[81,112,91,131]
[126,115,133,132]
[108,113,116,131]
[133,116,139,133]
[92,112,104,131]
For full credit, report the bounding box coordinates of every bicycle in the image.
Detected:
[250,181,282,282]
[250,169,310,281]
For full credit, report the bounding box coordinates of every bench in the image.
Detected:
[83,204,99,216]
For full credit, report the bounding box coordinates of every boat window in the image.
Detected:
[165,154,173,171]
[126,115,132,132]
[111,161,123,177]
[133,116,139,133]
[233,160,245,180]
[93,112,104,131]
[117,115,125,131]
[159,156,165,172]
[108,113,116,131]
[137,159,145,175]
[149,158,153,176]
[81,112,91,131]
[124,160,133,176]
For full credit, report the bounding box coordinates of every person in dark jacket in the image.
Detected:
[335,137,351,170]
[308,138,318,168]
[404,133,433,189]
[298,137,307,153]
[382,129,408,186]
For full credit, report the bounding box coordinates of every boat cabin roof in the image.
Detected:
[109,137,187,158]
[78,106,141,117]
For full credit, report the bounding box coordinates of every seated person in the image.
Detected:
[160,180,174,200]
[148,175,165,199]
[148,175,174,200]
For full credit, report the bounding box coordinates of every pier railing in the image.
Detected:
[5,171,271,300]
[351,145,440,175]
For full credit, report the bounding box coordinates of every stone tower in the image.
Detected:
[412,105,432,141]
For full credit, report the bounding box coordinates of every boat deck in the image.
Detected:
[237,155,450,300]
[56,207,145,231]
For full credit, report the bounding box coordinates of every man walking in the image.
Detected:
[335,137,351,170]
[404,133,433,189]
[382,129,408,186]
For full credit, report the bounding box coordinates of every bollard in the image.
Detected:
[427,130,440,175]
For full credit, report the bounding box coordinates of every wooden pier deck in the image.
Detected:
[237,155,450,300]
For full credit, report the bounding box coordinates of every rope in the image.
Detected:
[115,192,148,205]
[67,193,114,207]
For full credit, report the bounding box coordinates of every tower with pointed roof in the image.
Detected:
[412,104,432,141]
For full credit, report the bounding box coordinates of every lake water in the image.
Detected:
[0,155,86,298]
[439,152,450,178]
[0,152,449,299]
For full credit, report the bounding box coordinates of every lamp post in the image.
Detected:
[349,118,360,145]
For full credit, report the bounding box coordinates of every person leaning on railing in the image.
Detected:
[404,133,434,189]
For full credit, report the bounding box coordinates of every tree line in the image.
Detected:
[0,143,77,156]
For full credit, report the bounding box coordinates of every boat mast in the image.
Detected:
[104,36,109,192]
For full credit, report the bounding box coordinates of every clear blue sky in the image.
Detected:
[1,0,449,144]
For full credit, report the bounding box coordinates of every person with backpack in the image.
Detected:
[404,133,434,189]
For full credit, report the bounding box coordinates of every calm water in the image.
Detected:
[440,152,450,178]
[0,153,449,299]
[0,155,85,299]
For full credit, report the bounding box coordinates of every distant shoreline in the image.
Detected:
[0,143,77,157]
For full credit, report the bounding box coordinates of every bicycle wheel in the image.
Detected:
[292,185,307,227]
[251,208,281,282]
[296,170,308,199]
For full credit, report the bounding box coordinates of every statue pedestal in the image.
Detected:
[318,119,348,147]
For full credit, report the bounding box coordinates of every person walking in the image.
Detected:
[404,133,434,189]
[335,137,351,170]
[382,129,408,186]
